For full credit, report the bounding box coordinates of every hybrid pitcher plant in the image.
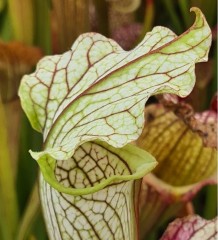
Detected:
[19,8,212,240]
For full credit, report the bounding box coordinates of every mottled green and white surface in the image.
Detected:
[40,142,155,240]
[19,7,212,240]
[161,215,218,240]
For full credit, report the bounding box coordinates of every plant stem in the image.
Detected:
[143,0,154,34]
[8,0,34,44]
[33,0,51,54]
[17,181,40,240]
[162,0,183,33]
[178,0,191,28]
[204,185,217,219]
[0,101,18,240]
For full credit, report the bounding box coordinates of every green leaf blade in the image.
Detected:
[40,142,156,239]
[19,7,212,193]
[37,142,157,195]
